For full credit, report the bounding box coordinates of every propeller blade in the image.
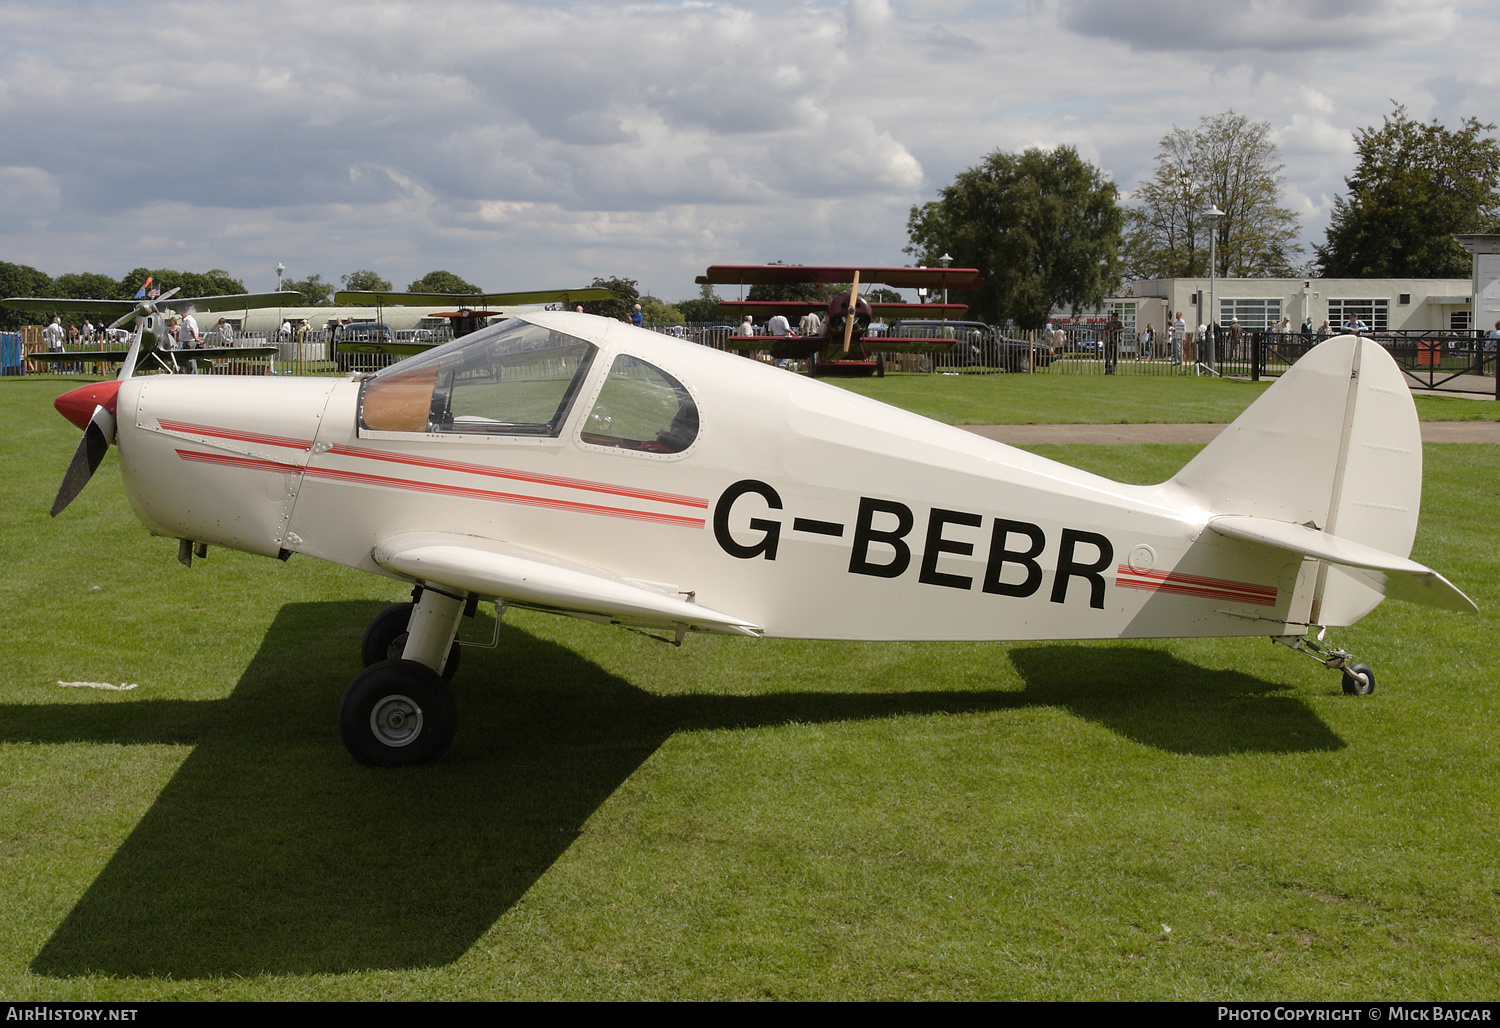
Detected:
[842,271,860,354]
[155,286,181,303]
[52,404,116,516]
[108,308,139,330]
[117,323,146,379]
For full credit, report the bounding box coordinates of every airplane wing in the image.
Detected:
[2,297,139,315]
[372,533,762,636]
[29,349,133,363]
[698,265,983,290]
[334,287,617,307]
[32,345,279,364]
[1208,515,1478,614]
[162,291,303,313]
[717,301,971,318]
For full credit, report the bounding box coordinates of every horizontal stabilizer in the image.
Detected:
[373,533,762,635]
[1208,515,1477,614]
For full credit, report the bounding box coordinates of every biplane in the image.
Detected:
[38,306,1475,767]
[3,286,295,373]
[696,264,990,375]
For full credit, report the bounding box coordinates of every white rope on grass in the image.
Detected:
[58,681,139,691]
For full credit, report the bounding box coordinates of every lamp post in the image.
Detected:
[276,262,285,292]
[1205,205,1225,373]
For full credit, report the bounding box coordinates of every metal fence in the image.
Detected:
[12,319,1498,397]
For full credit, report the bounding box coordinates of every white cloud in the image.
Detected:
[0,0,1491,297]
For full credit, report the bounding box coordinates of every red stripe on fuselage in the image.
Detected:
[158,419,314,451]
[328,443,708,509]
[1115,565,1277,607]
[173,450,705,528]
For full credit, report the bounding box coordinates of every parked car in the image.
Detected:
[333,321,396,371]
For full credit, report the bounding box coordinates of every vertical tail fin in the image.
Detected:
[1171,336,1424,625]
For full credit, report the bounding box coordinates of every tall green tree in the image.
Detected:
[906,145,1123,329]
[1316,105,1500,278]
[120,267,247,299]
[676,282,723,323]
[582,276,639,320]
[0,261,54,330]
[1122,111,1301,279]
[341,269,392,292]
[284,274,335,306]
[407,270,481,294]
[53,272,125,301]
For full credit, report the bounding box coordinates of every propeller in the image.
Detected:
[842,271,861,354]
[50,380,122,516]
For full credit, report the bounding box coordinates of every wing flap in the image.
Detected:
[1208,515,1477,614]
[373,533,761,635]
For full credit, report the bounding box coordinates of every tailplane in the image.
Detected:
[1169,335,1474,622]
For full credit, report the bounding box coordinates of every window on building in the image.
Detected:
[1218,298,1282,330]
[1450,311,1473,331]
[1327,299,1389,332]
[1105,301,1136,336]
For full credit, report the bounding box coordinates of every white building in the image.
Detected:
[1060,277,1474,338]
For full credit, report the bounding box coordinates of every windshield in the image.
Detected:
[359,319,597,436]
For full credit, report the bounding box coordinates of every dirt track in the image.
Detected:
[961,422,1500,445]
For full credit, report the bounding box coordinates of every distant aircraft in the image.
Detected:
[696,264,983,375]
[42,309,1474,766]
[3,289,294,373]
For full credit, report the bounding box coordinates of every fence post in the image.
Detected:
[1251,332,1261,382]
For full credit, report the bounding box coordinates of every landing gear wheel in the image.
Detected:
[1340,663,1376,695]
[361,602,461,681]
[875,353,886,377]
[339,659,457,766]
[807,351,820,378]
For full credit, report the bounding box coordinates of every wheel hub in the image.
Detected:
[370,694,423,747]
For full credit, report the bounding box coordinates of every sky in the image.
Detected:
[1,0,1496,301]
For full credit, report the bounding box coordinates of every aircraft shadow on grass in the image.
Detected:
[7,601,1341,979]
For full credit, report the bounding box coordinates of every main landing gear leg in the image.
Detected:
[1273,631,1376,695]
[340,586,468,766]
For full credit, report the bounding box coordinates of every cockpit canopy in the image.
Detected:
[358,316,698,454]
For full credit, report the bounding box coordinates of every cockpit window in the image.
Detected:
[359,320,596,437]
[580,354,698,454]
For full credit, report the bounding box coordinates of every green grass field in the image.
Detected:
[832,371,1498,425]
[1,375,1496,1000]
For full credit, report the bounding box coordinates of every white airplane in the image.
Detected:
[45,311,1475,765]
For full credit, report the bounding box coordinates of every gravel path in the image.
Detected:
[960,422,1500,445]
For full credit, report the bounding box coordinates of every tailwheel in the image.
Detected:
[1340,663,1376,696]
[339,659,457,766]
[362,602,461,681]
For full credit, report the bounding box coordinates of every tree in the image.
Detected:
[53,272,125,301]
[1122,111,1301,280]
[906,145,1123,329]
[1316,105,1500,279]
[341,269,392,292]
[0,261,53,330]
[641,296,684,324]
[284,274,334,306]
[675,282,723,323]
[407,270,480,294]
[120,267,247,299]
[582,276,639,320]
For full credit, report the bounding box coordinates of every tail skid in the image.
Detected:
[1169,335,1474,623]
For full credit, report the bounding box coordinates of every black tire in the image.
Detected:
[807,351,819,377]
[361,602,462,681]
[875,353,886,377]
[1341,663,1376,695]
[339,660,457,766]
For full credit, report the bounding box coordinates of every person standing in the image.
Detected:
[1170,311,1185,365]
[217,318,234,344]
[1104,313,1122,374]
[630,303,644,328]
[799,310,823,338]
[44,315,65,353]
[767,313,792,336]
